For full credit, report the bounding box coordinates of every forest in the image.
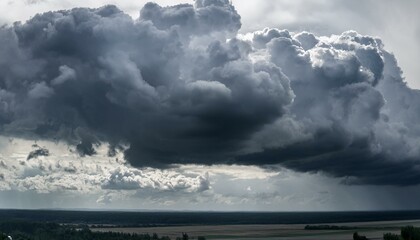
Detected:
[3,220,420,240]
[0,221,205,240]
[354,226,420,240]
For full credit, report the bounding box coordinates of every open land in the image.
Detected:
[92,219,420,240]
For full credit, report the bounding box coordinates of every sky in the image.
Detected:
[0,0,420,211]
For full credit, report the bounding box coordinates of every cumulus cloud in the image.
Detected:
[0,138,210,194]
[0,0,420,185]
[51,65,76,85]
[238,30,420,185]
[102,167,210,192]
[96,193,113,205]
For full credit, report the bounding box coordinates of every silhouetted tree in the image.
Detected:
[182,232,189,240]
[401,226,420,240]
[354,232,369,240]
[383,233,401,240]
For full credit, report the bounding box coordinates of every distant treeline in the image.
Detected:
[0,221,206,240]
[383,226,420,240]
[305,225,359,230]
[353,225,420,240]
[3,210,420,226]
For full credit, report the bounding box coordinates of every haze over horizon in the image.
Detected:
[0,0,420,211]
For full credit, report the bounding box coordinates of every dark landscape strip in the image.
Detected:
[1,210,420,226]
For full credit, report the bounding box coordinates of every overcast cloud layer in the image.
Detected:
[0,0,420,188]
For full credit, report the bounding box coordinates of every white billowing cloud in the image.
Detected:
[178,164,279,180]
[0,0,193,24]
[96,192,114,205]
[234,28,420,186]
[0,137,210,194]
[231,0,420,89]
[102,167,210,192]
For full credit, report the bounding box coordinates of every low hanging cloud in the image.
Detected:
[102,167,210,192]
[0,138,211,194]
[0,0,420,185]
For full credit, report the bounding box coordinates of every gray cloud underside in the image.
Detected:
[1,0,420,185]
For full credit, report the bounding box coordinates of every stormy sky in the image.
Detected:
[0,0,420,211]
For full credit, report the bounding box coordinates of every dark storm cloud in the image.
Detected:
[239,29,420,185]
[27,144,50,160]
[0,0,420,185]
